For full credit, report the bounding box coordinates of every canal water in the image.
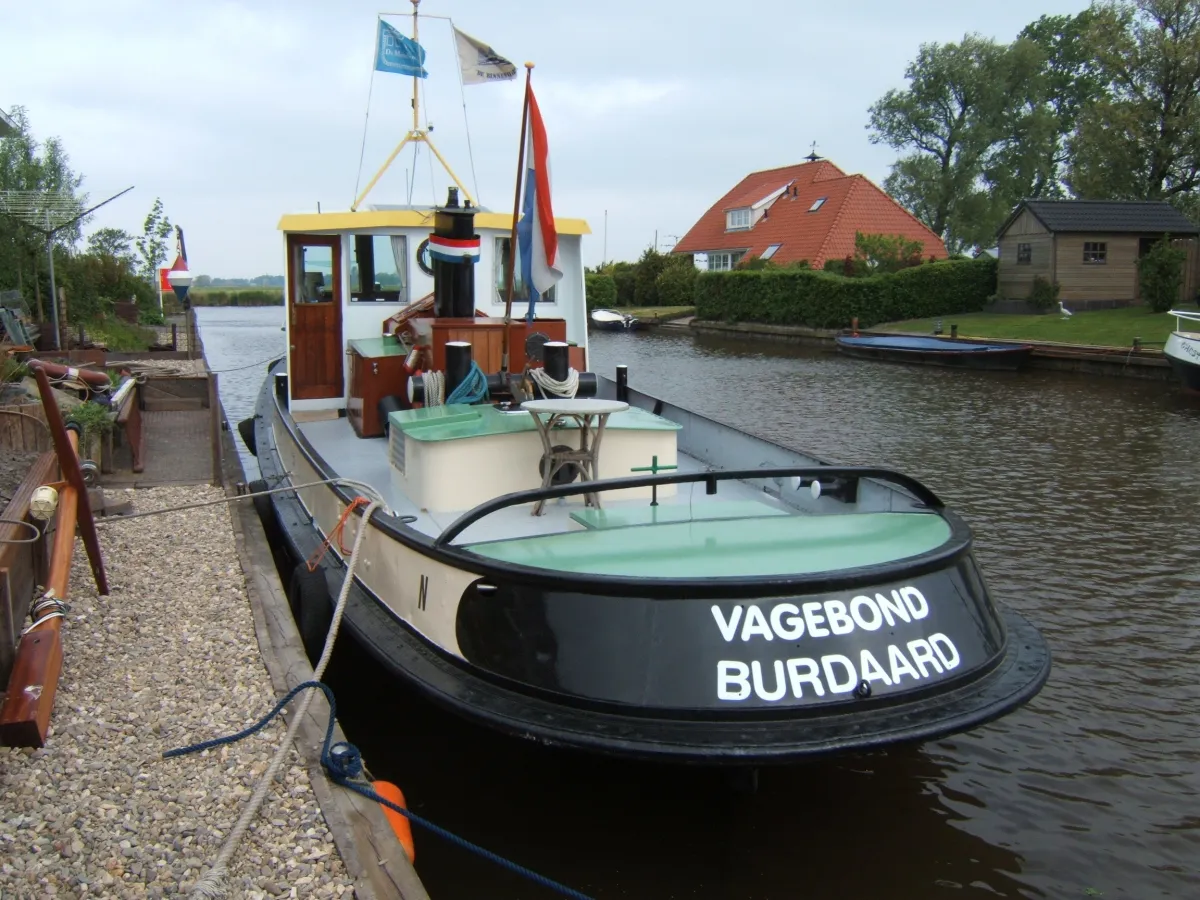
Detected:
[198,307,1200,899]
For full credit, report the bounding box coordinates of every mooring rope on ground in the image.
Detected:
[167,680,596,900]
[92,476,394,525]
[163,491,595,899]
[169,497,381,898]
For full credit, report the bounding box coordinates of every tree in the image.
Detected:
[135,197,173,285]
[1137,234,1187,311]
[633,247,669,307]
[1068,0,1200,214]
[867,35,1038,253]
[854,232,926,273]
[989,10,1108,203]
[0,106,86,320]
[86,227,135,263]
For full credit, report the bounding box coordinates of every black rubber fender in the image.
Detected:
[237,417,258,456]
[289,565,332,664]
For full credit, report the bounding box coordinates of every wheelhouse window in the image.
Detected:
[1083,242,1107,264]
[1017,243,1032,265]
[294,243,334,303]
[351,234,408,302]
[726,208,751,231]
[494,237,556,303]
[707,251,745,271]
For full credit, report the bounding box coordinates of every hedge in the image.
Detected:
[584,273,617,310]
[695,258,996,328]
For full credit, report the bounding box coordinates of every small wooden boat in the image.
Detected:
[590,308,641,332]
[836,335,1034,371]
[1165,310,1200,394]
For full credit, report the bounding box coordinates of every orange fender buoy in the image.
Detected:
[373,780,415,862]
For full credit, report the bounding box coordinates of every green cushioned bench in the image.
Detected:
[468,512,953,578]
[570,501,789,530]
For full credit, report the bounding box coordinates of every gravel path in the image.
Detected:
[0,486,356,899]
[0,450,41,508]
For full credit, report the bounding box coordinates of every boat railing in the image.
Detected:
[1169,309,1200,328]
[434,466,944,547]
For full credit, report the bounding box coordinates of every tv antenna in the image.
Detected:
[0,186,134,349]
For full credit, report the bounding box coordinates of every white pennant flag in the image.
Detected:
[453,26,517,84]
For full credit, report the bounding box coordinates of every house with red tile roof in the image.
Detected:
[673,159,947,270]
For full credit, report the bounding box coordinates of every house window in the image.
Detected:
[1083,242,1107,264]
[761,243,782,260]
[493,237,555,303]
[351,234,408,302]
[708,251,745,271]
[809,197,827,212]
[726,208,751,230]
[1017,243,1032,265]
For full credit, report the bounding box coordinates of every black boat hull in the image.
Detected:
[251,366,1051,764]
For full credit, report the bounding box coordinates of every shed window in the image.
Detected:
[1083,242,1107,264]
[1016,243,1032,265]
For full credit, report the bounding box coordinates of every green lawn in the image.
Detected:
[615,305,695,321]
[880,306,1197,348]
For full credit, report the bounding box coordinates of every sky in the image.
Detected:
[2,0,1093,277]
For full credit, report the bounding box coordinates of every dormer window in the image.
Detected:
[726,208,751,230]
[809,197,827,212]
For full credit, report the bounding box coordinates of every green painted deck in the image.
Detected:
[570,500,788,530]
[390,403,680,443]
[468,512,953,578]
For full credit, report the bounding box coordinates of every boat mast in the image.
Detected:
[352,0,475,211]
[500,63,534,374]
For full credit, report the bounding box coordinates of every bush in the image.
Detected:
[188,289,284,307]
[633,248,671,307]
[1027,275,1060,312]
[695,257,996,328]
[584,273,617,310]
[606,262,636,307]
[1137,235,1187,313]
[655,257,699,308]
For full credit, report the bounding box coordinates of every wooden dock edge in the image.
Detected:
[217,414,429,900]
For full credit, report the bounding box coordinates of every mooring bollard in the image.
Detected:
[951,324,958,338]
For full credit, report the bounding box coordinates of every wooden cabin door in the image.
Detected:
[287,234,344,400]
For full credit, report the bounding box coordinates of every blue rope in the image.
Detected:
[165,681,594,900]
[446,360,489,405]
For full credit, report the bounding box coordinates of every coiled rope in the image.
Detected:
[22,591,69,635]
[167,680,595,900]
[530,366,580,399]
[420,370,445,407]
[170,497,381,899]
[445,360,489,405]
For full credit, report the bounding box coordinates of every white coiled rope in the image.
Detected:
[421,370,445,406]
[529,366,579,399]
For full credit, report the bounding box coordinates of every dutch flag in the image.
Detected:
[517,86,562,322]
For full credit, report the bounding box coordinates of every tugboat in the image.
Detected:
[242,7,1050,764]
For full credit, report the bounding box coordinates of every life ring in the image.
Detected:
[415,238,435,277]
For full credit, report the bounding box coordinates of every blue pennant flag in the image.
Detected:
[375,20,427,77]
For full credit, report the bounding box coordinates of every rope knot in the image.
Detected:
[325,742,363,780]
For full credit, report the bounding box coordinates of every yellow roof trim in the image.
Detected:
[277,209,591,235]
